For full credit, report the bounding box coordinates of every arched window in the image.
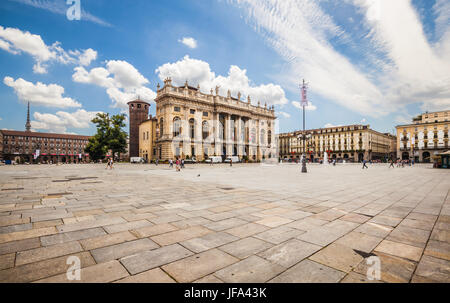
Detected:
[251,128,256,144]
[159,118,164,138]
[268,130,272,145]
[173,117,181,137]
[219,116,225,140]
[189,118,195,139]
[260,129,265,145]
[202,121,209,140]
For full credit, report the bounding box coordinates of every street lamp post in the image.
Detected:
[300,79,308,173]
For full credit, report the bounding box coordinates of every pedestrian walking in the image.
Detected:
[230,158,233,167]
[181,159,185,169]
[110,157,114,169]
[362,159,368,169]
[389,159,394,168]
[106,157,111,170]
[169,159,173,168]
[175,158,181,171]
[155,159,159,166]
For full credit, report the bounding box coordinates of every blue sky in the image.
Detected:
[0,0,449,135]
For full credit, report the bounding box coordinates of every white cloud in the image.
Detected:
[433,0,450,39]
[324,123,342,128]
[278,111,291,118]
[72,60,155,108]
[10,0,112,27]
[179,37,198,49]
[0,26,98,73]
[155,55,288,106]
[394,115,411,125]
[230,0,450,116]
[292,100,317,111]
[0,38,19,54]
[3,76,81,108]
[31,109,100,133]
[69,48,98,66]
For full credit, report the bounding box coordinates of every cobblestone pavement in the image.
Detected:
[0,162,449,283]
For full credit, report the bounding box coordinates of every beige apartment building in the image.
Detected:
[396,110,450,162]
[138,116,157,162]
[279,124,396,162]
[150,78,277,161]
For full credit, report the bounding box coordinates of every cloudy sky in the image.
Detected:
[0,0,449,135]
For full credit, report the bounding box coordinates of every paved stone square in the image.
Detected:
[0,162,449,283]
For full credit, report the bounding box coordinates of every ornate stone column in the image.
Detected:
[214,112,221,156]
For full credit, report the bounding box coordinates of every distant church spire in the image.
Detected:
[25,102,31,132]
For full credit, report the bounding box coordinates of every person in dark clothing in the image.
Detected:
[362,159,368,169]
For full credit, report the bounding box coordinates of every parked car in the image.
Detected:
[130,157,145,163]
[224,156,240,163]
[205,156,222,163]
[184,157,197,164]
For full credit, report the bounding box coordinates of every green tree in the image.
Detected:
[85,113,128,161]
[108,114,127,159]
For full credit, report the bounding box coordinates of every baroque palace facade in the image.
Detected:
[396,110,450,163]
[279,124,396,162]
[130,78,277,162]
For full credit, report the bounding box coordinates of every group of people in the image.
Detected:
[389,159,414,168]
[169,158,185,171]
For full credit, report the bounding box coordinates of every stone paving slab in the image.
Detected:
[353,252,417,283]
[91,238,159,263]
[162,249,238,282]
[114,268,175,283]
[269,259,346,283]
[214,255,285,283]
[35,260,129,283]
[16,241,82,266]
[219,237,274,259]
[120,244,193,275]
[180,232,238,253]
[40,227,106,246]
[0,251,95,282]
[0,163,449,283]
[151,226,212,246]
[258,239,321,268]
[79,231,137,251]
[309,243,365,273]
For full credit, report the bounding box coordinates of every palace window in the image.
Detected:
[173,117,181,137]
[202,121,209,140]
[159,118,164,138]
[189,118,195,139]
[174,106,181,112]
[190,109,195,114]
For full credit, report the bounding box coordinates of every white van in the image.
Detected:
[205,156,222,163]
[130,157,145,163]
[224,156,240,163]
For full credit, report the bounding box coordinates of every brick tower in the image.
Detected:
[128,98,150,158]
